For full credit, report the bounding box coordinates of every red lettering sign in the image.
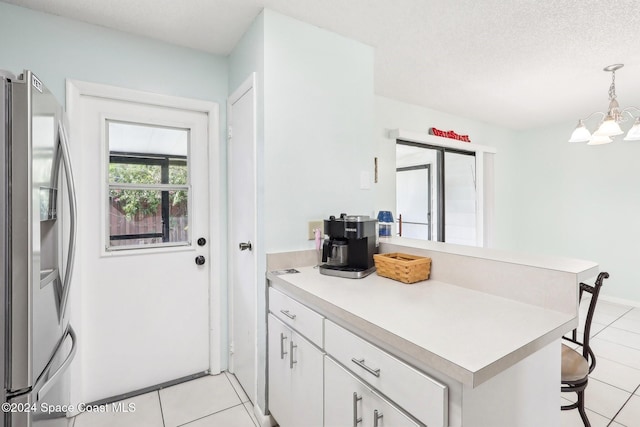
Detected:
[428,127,471,143]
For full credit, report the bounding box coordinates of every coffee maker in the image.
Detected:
[320,213,378,279]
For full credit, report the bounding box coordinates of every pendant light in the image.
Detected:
[569,64,640,145]
[624,118,640,141]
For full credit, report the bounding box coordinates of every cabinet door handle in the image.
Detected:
[351,358,381,377]
[373,409,383,427]
[289,341,298,369]
[280,309,296,320]
[352,392,362,426]
[280,333,288,360]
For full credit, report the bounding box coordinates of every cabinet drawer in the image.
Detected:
[269,287,324,347]
[325,320,447,427]
[325,356,422,427]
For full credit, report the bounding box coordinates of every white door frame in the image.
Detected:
[227,73,258,400]
[65,79,223,377]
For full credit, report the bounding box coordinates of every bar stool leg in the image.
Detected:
[576,390,591,427]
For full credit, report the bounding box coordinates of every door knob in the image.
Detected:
[195,255,206,265]
[239,241,252,251]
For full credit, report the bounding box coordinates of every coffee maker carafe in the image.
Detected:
[320,213,378,279]
[323,238,349,267]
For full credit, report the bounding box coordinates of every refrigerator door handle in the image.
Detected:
[35,325,77,402]
[58,120,77,320]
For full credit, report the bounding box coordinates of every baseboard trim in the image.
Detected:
[253,403,276,427]
[85,371,209,409]
[599,294,640,308]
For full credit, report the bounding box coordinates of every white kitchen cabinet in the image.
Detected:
[268,285,445,426]
[268,315,290,426]
[267,314,323,427]
[269,287,324,345]
[325,320,447,427]
[324,356,422,427]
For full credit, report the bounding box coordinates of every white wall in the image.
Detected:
[0,3,227,111]
[263,10,376,253]
[513,123,640,304]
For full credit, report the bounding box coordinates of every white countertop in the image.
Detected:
[267,266,575,387]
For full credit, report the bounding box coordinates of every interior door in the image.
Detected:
[71,90,213,402]
[228,76,257,403]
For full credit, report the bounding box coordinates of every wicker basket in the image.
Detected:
[374,253,431,284]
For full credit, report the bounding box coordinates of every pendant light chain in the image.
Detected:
[609,70,617,102]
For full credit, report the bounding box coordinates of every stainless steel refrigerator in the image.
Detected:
[1,70,77,427]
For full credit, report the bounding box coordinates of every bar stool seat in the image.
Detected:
[561,344,589,382]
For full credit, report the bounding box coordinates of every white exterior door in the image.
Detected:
[67,81,221,403]
[227,75,257,403]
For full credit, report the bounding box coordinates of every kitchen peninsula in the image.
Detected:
[266,238,599,427]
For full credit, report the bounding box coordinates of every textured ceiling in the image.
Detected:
[5,0,640,130]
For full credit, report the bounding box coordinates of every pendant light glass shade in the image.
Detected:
[568,120,591,142]
[587,135,613,145]
[623,118,640,141]
[593,115,624,136]
[570,64,640,145]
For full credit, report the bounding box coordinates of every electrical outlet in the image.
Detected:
[308,220,323,240]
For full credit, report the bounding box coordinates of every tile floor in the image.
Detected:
[72,372,258,427]
[71,299,640,427]
[561,298,640,427]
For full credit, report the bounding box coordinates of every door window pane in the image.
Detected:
[169,164,187,185]
[106,120,190,250]
[444,152,476,246]
[108,121,187,156]
[109,163,162,185]
[109,189,189,247]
